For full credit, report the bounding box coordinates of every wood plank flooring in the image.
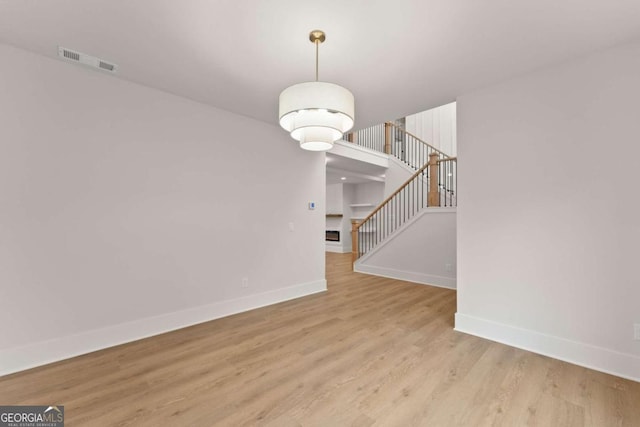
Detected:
[1,252,639,426]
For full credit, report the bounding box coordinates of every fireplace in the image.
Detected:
[325,230,340,242]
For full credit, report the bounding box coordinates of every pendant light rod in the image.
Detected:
[309,30,325,82]
[315,39,319,81]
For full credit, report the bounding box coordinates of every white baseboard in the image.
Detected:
[455,313,640,383]
[0,279,327,377]
[355,264,456,289]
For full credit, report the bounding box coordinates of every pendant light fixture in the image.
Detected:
[279,30,355,151]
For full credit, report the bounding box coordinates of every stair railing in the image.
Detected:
[436,157,457,208]
[344,122,449,170]
[343,123,386,152]
[387,122,450,171]
[351,154,457,261]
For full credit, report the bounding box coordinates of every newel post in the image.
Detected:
[351,219,360,264]
[384,122,392,154]
[428,153,440,207]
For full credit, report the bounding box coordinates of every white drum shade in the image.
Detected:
[279,81,355,151]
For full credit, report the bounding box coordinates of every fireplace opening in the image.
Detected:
[326,230,340,242]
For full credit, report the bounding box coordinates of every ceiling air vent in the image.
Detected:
[57,46,118,74]
[98,61,115,72]
[62,49,80,61]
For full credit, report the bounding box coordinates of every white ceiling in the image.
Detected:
[1,1,640,130]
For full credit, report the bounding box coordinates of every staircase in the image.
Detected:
[343,122,457,262]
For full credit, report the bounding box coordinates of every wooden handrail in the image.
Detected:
[355,157,457,231]
[353,153,456,261]
[386,122,450,159]
[356,160,431,231]
[355,157,458,230]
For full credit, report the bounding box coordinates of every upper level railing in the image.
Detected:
[351,154,457,261]
[343,123,385,152]
[344,122,450,171]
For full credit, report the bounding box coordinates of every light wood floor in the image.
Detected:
[1,253,639,426]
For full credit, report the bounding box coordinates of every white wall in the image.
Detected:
[0,44,326,375]
[326,183,343,215]
[353,182,384,206]
[341,184,355,252]
[349,181,384,224]
[456,40,640,381]
[355,209,456,289]
[406,102,457,156]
